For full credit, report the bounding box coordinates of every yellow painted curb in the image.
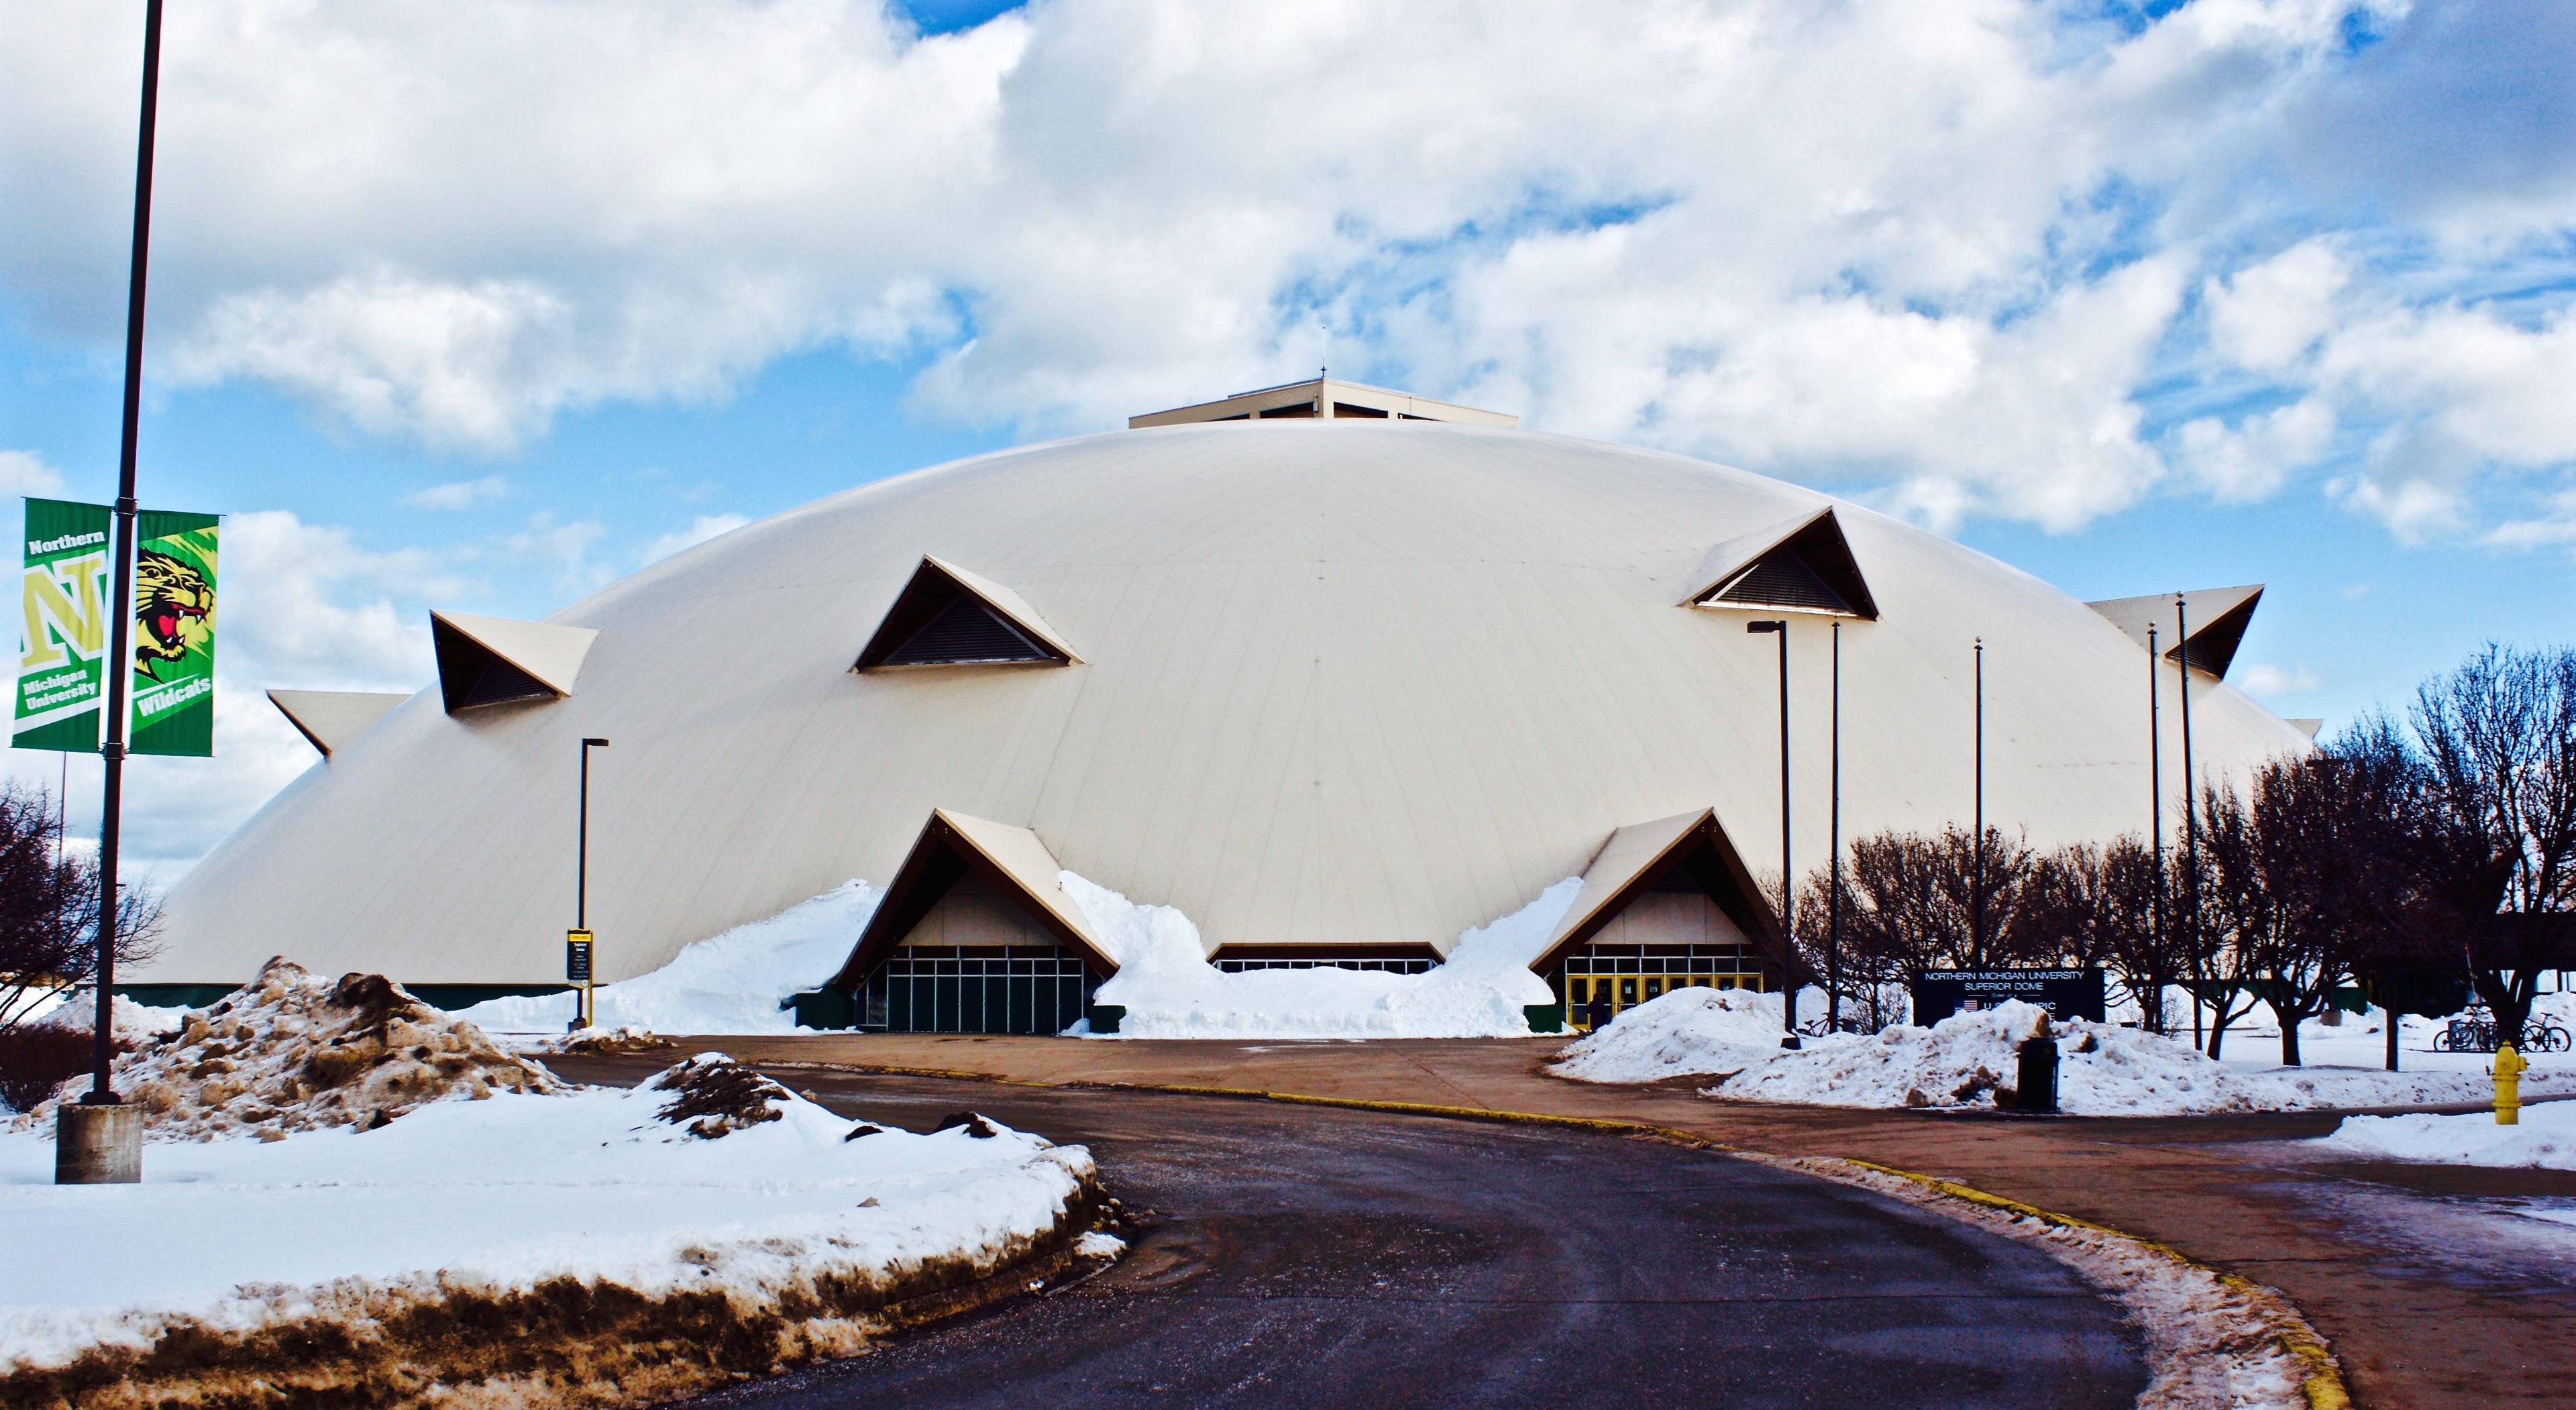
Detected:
[1833,1158,2351,1410]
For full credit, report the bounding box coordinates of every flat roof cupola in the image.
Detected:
[1129,376,1517,429]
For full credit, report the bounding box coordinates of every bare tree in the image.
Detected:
[2026,837,2178,1032]
[0,783,162,1032]
[2408,645,2576,1043]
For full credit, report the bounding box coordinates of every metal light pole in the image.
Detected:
[89,0,170,1101]
[1748,620,1797,1048]
[2176,594,2202,1052]
[1827,619,1842,1034]
[58,0,166,1187]
[572,737,610,1028]
[1972,636,1985,969]
[2147,624,2163,1034]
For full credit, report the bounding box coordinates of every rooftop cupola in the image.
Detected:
[1128,376,1517,428]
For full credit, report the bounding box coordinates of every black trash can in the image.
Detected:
[2015,1030,2060,1115]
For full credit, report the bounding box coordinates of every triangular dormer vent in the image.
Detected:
[1709,550,1851,615]
[2084,585,2263,681]
[1679,507,1878,620]
[855,556,1081,671]
[429,611,598,714]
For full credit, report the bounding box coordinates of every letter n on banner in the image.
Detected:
[127,509,219,757]
[14,498,113,753]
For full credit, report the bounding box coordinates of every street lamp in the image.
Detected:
[570,737,610,1030]
[1747,620,1799,1049]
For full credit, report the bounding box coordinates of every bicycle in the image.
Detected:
[2431,1007,2572,1053]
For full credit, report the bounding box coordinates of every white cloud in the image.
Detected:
[2203,240,2349,374]
[502,512,610,593]
[0,448,66,496]
[2238,661,2321,698]
[400,474,509,510]
[2174,398,2336,502]
[641,513,751,565]
[0,0,2469,531]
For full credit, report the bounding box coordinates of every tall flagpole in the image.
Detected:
[2147,624,2163,1034]
[87,0,167,1105]
[1972,636,1985,967]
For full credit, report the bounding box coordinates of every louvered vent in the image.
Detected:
[884,596,1052,665]
[1713,549,1854,615]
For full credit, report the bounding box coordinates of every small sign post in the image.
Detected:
[566,930,594,1030]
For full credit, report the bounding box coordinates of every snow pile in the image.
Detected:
[454,879,882,1034]
[11,959,563,1140]
[1550,986,1788,1083]
[0,1052,1102,1403]
[2312,1102,2576,1170]
[1070,872,1579,1039]
[1559,993,2267,1116]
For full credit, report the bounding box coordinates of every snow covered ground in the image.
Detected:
[1067,873,1580,1040]
[1,967,1104,1403]
[449,872,1583,1041]
[454,880,883,1035]
[1555,989,2576,1116]
[2312,1102,2576,1170]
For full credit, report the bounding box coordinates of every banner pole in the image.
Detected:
[89,0,166,1103]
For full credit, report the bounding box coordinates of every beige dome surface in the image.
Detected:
[145,423,2310,985]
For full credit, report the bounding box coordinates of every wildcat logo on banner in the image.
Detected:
[127,508,219,757]
[14,498,113,752]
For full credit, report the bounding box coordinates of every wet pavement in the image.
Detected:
[561,1061,2146,1410]
[571,1034,2576,1407]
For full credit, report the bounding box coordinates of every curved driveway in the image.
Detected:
[633,1069,2145,1410]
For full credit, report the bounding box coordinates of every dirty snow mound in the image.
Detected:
[1070,872,1576,1038]
[453,879,883,1034]
[646,1052,801,1138]
[2312,1102,2576,1169]
[1711,1000,2261,1116]
[1552,987,1786,1083]
[13,958,564,1140]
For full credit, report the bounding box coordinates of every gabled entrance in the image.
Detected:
[826,810,1116,1034]
[1534,810,1790,1032]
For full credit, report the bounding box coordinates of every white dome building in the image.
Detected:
[134,378,2308,1032]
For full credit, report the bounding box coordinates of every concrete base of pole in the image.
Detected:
[56,1101,142,1185]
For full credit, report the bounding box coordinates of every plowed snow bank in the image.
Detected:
[1069,872,1579,1038]
[12,959,562,1140]
[1556,989,2576,1114]
[2314,1102,2576,1169]
[1,1045,1101,1405]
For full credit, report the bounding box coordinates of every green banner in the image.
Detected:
[14,498,113,753]
[127,508,219,757]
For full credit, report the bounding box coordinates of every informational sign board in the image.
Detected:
[1913,968,2106,1024]
[566,931,594,984]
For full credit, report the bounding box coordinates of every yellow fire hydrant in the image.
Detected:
[2493,1043,2525,1126]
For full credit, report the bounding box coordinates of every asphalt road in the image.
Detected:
[566,1064,2149,1410]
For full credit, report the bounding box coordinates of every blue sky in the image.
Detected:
[3,0,2573,868]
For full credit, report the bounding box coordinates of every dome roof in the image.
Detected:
[148,423,2309,985]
